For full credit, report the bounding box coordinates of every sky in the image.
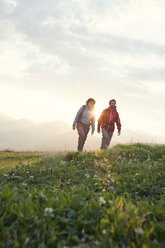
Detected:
[0,0,165,138]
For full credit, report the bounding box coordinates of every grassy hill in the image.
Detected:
[0,144,165,247]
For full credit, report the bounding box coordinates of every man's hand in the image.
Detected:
[97,127,100,133]
[118,130,121,136]
[72,126,75,130]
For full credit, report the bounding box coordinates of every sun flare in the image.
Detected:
[94,108,103,121]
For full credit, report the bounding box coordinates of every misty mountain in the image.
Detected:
[0,114,99,151]
[112,129,165,145]
[0,113,164,151]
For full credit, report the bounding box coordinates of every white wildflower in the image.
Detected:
[44,207,54,216]
[110,186,114,190]
[60,161,67,166]
[135,173,140,176]
[93,175,98,179]
[102,188,106,193]
[85,173,90,178]
[135,227,144,235]
[30,176,34,179]
[4,174,9,177]
[99,196,106,206]
[147,151,151,158]
[95,183,99,186]
[26,171,30,174]
[22,183,27,186]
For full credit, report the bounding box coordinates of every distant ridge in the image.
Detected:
[0,113,13,121]
[0,113,164,151]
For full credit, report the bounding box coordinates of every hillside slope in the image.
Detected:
[0,144,165,247]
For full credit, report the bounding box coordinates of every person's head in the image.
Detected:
[86,98,96,109]
[109,99,116,109]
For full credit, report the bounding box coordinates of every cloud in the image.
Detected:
[0,0,15,17]
[2,0,164,80]
[0,0,165,136]
[127,66,165,82]
[9,0,165,59]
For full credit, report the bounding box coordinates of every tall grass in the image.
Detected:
[0,144,165,247]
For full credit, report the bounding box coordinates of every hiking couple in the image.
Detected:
[73,98,121,151]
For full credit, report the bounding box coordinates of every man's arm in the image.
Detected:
[97,110,105,133]
[116,112,121,135]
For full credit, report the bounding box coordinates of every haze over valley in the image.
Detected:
[0,113,164,151]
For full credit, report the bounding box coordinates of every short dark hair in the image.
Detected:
[86,98,96,105]
[109,99,116,104]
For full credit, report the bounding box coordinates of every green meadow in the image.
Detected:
[0,144,165,248]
